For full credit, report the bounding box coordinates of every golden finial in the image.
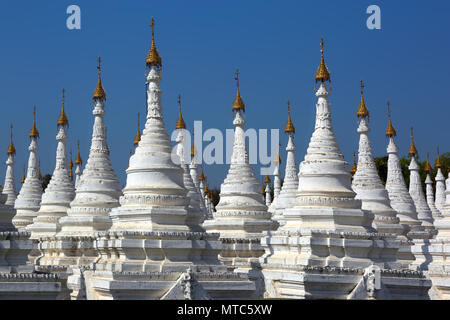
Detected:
[351,152,357,175]
[436,146,442,168]
[93,57,106,101]
[38,167,42,180]
[408,127,418,157]
[75,139,82,165]
[133,112,141,146]
[425,152,432,172]
[198,167,205,181]
[21,164,25,184]
[175,94,186,129]
[314,37,331,90]
[69,151,74,181]
[190,131,196,158]
[232,68,245,113]
[264,175,271,184]
[146,18,162,69]
[29,106,39,138]
[357,80,369,121]
[385,101,397,137]
[57,88,69,127]
[7,124,16,155]
[204,183,210,196]
[274,142,282,164]
[284,101,295,134]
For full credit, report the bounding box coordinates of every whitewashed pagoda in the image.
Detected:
[270,103,298,225]
[435,148,446,214]
[407,128,435,233]
[28,89,76,239]
[2,125,17,206]
[424,152,441,219]
[189,132,208,219]
[74,140,83,188]
[203,68,276,298]
[75,19,255,300]
[260,39,430,299]
[351,81,403,237]
[12,107,43,230]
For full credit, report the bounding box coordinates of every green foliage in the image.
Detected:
[210,188,220,207]
[374,156,388,185]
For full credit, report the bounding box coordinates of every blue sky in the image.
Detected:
[0,0,449,189]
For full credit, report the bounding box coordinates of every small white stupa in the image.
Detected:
[189,132,208,218]
[435,148,446,213]
[264,175,272,207]
[261,39,430,299]
[2,125,17,206]
[270,103,298,224]
[424,152,441,219]
[407,128,435,233]
[12,107,43,230]
[74,140,83,188]
[351,81,403,236]
[174,96,204,230]
[28,89,76,239]
[273,145,282,198]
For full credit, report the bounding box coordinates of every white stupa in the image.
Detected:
[12,107,43,230]
[28,89,76,239]
[435,148,446,213]
[58,58,122,237]
[2,125,17,206]
[424,152,441,219]
[74,140,83,189]
[273,146,281,198]
[189,133,208,219]
[270,103,298,224]
[174,97,204,230]
[351,81,403,236]
[407,128,435,233]
[261,39,430,299]
[264,175,272,207]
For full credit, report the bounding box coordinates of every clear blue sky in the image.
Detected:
[0,0,449,189]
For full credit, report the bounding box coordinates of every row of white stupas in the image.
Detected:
[0,20,449,299]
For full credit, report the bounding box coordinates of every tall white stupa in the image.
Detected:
[351,81,403,236]
[74,140,83,188]
[12,107,43,230]
[203,69,276,296]
[28,89,76,239]
[424,152,441,219]
[407,128,435,233]
[261,39,430,299]
[81,20,255,300]
[270,103,298,225]
[2,125,17,206]
[435,148,446,213]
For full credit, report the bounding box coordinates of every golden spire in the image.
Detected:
[57,88,69,127]
[385,101,396,137]
[425,152,432,172]
[351,152,357,175]
[29,106,39,138]
[232,69,245,113]
[21,164,25,184]
[175,94,186,129]
[133,112,141,146]
[69,151,74,181]
[314,38,331,89]
[204,183,210,196]
[357,80,369,121]
[264,175,271,184]
[75,139,82,165]
[436,146,442,168]
[284,101,295,134]
[190,131,196,158]
[93,57,106,101]
[7,124,16,155]
[274,143,282,164]
[408,127,418,157]
[198,167,205,181]
[146,18,162,69]
[38,167,42,180]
